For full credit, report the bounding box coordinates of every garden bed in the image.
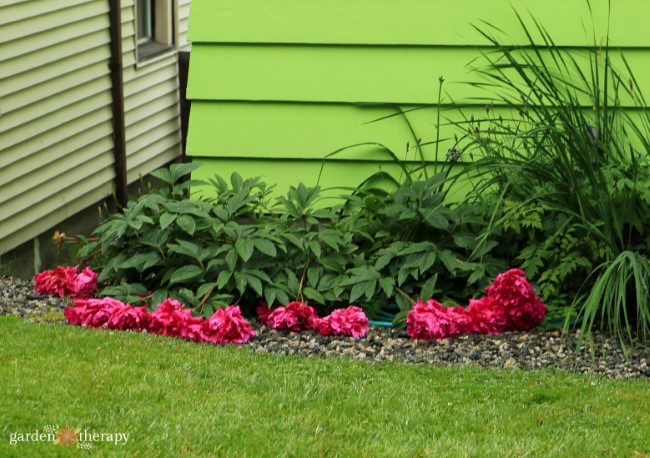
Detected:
[3,275,648,379]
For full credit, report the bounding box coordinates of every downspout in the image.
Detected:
[108,0,128,207]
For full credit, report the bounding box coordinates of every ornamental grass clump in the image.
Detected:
[456,4,650,349]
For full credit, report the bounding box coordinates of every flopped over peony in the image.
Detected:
[466,296,508,335]
[311,306,369,338]
[35,265,98,298]
[406,299,471,340]
[64,296,255,345]
[148,298,190,337]
[108,304,151,332]
[65,297,127,328]
[201,306,255,344]
[485,268,546,331]
[68,267,99,298]
[258,301,317,331]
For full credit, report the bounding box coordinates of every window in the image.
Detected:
[136,0,175,61]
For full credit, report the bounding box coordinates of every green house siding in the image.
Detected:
[186,0,649,197]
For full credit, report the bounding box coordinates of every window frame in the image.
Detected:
[135,0,178,63]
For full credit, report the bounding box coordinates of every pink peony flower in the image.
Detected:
[263,301,317,331]
[313,306,369,338]
[35,265,98,298]
[179,315,207,342]
[68,267,98,298]
[34,266,78,297]
[485,268,546,331]
[108,304,151,332]
[466,296,508,334]
[148,298,190,337]
[201,306,255,344]
[406,299,471,340]
[67,297,126,328]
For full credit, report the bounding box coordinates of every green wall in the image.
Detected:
[186,0,649,198]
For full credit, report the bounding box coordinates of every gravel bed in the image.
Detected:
[2,276,649,379]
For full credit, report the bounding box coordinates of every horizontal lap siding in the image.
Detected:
[121,0,182,187]
[0,0,115,254]
[186,0,650,197]
[0,0,188,255]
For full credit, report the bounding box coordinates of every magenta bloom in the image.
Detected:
[406,299,471,340]
[69,267,98,298]
[313,306,369,338]
[66,297,126,328]
[34,266,77,297]
[108,305,151,332]
[261,301,317,331]
[35,265,98,298]
[466,296,507,334]
[485,268,546,331]
[201,306,255,344]
[148,298,190,337]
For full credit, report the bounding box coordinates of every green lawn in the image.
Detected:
[1,317,648,457]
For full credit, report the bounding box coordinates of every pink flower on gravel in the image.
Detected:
[34,266,77,297]
[311,306,369,338]
[201,306,255,344]
[262,301,317,331]
[35,265,98,298]
[485,268,546,331]
[406,299,471,340]
[466,296,507,335]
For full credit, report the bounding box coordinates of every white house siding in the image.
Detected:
[0,0,190,256]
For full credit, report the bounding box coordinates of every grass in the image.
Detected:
[1,317,649,457]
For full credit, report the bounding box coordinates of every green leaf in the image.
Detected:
[364,280,377,300]
[170,162,201,183]
[169,265,204,285]
[168,240,202,262]
[349,283,366,303]
[379,277,395,297]
[177,214,196,236]
[151,290,169,308]
[303,287,325,304]
[309,240,322,258]
[235,238,254,262]
[234,272,247,294]
[217,270,233,289]
[375,252,396,270]
[119,252,161,272]
[150,167,173,184]
[159,212,177,230]
[253,238,277,257]
[226,249,238,271]
[246,274,263,297]
[264,288,277,307]
[307,267,320,288]
[423,211,450,230]
[420,275,438,300]
[439,249,458,273]
[197,282,218,298]
[467,266,485,285]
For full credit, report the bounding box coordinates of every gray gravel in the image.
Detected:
[2,276,649,379]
